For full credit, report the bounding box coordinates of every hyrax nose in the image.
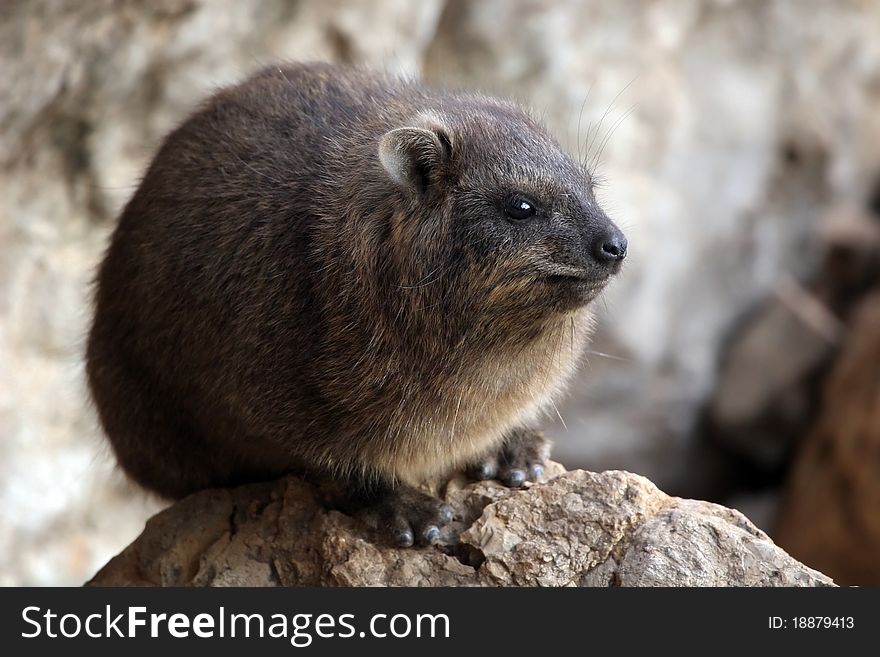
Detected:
[592,227,628,264]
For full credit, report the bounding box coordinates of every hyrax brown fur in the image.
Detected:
[86,63,627,547]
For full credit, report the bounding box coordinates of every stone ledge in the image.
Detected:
[87,464,833,587]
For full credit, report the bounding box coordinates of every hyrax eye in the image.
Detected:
[504,194,538,221]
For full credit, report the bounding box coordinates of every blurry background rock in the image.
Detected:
[775,289,880,585]
[1,0,878,585]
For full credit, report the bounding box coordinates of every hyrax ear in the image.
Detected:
[378,122,452,195]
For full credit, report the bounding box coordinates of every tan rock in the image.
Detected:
[89,466,832,587]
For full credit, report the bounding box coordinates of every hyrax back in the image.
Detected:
[86,62,626,546]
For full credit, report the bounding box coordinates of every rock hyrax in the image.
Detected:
[86,62,627,547]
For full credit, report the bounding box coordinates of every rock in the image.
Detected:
[88,465,832,587]
[689,205,880,500]
[703,284,837,474]
[775,294,880,585]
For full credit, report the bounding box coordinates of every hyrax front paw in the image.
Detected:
[382,487,454,548]
[371,485,454,548]
[466,428,550,488]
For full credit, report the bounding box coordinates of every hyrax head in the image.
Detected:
[377,99,626,322]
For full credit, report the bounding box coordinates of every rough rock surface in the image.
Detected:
[89,465,832,587]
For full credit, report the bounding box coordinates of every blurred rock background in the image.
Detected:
[2,0,878,585]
